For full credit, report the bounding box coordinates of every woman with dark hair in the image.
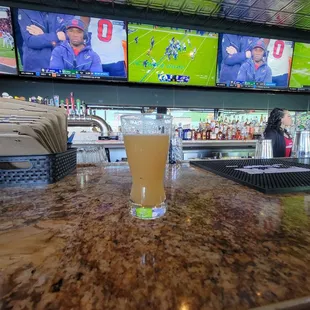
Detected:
[264,108,293,157]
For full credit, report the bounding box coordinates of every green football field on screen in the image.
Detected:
[128,24,218,87]
[290,42,310,89]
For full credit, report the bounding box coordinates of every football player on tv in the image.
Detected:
[17,9,72,72]
[265,39,293,87]
[50,19,102,72]
[81,17,127,77]
[237,40,272,84]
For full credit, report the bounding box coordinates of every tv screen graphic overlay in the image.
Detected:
[216,34,294,89]
[0,7,17,75]
[128,23,218,86]
[14,9,127,80]
[289,43,310,91]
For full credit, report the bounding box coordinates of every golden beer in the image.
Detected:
[121,114,172,219]
[124,135,169,206]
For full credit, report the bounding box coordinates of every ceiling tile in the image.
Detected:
[198,2,219,15]
[271,11,295,25]
[236,0,258,6]
[127,0,149,5]
[269,0,293,11]
[295,15,310,28]
[228,6,248,19]
[149,0,165,8]
[252,9,276,23]
[222,0,240,4]
[296,2,310,15]
[240,8,263,21]
[252,0,277,10]
[218,3,235,17]
[182,1,201,13]
[165,0,183,10]
[281,0,306,13]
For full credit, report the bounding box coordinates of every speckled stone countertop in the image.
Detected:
[1,164,310,310]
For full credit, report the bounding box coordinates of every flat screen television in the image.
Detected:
[13,9,127,80]
[0,6,17,75]
[216,34,294,90]
[289,42,310,91]
[128,23,219,86]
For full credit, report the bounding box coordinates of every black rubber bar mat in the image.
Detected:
[190,158,310,194]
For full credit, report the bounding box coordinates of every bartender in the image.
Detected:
[264,108,293,157]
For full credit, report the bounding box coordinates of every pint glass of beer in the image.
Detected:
[121,114,172,219]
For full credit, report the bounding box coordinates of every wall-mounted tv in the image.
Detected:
[13,9,127,80]
[289,42,310,91]
[128,23,218,86]
[216,34,294,90]
[0,6,17,75]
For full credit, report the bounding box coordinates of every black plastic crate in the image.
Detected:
[190,158,310,194]
[0,148,77,187]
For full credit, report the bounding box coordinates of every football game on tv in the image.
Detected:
[128,23,218,86]
[0,6,17,75]
[14,9,127,80]
[289,42,310,91]
[216,34,294,90]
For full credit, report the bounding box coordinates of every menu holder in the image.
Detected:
[0,133,50,156]
[0,123,52,153]
[0,111,61,153]
[0,98,67,156]
[0,98,67,151]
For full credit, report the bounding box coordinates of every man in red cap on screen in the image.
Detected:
[237,40,272,84]
[50,18,102,72]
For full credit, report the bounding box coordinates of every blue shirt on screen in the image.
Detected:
[18,9,72,72]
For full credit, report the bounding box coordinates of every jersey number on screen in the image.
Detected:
[273,40,285,59]
[97,19,113,42]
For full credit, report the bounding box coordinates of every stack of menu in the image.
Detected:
[0,98,67,156]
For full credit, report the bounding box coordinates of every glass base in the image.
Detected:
[129,200,167,220]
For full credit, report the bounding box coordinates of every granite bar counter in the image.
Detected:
[1,163,310,310]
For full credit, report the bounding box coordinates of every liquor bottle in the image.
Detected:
[206,125,211,140]
[226,126,232,140]
[210,118,215,130]
[191,129,196,140]
[217,126,223,140]
[214,122,219,140]
[202,127,207,140]
[175,128,179,139]
[210,127,216,140]
[196,128,202,140]
[235,126,240,140]
[178,123,183,139]
[249,122,254,139]
[245,119,250,134]
[81,101,87,117]
[183,128,190,140]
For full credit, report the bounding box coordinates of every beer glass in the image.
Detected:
[121,114,172,220]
